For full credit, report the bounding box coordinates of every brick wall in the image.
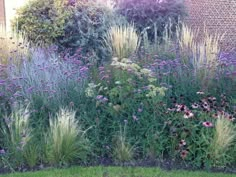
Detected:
[184,0,236,51]
[0,0,5,28]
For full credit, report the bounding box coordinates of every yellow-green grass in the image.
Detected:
[0,166,235,177]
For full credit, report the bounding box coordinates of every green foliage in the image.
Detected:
[23,144,38,168]
[14,0,72,46]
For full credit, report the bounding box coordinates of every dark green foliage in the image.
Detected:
[116,0,186,38]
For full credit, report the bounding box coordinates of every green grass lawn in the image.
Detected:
[0,167,235,177]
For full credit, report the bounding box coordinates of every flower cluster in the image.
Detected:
[111,57,156,80]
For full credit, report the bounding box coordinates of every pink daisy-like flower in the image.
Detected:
[179,140,186,147]
[167,108,176,111]
[176,104,187,112]
[180,150,188,159]
[212,113,219,119]
[202,121,213,127]
[191,103,199,109]
[184,111,194,119]
[227,115,235,122]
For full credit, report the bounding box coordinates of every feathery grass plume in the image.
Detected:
[0,29,28,66]
[1,104,32,166]
[177,23,223,88]
[211,116,235,165]
[113,124,135,163]
[45,108,89,165]
[177,23,197,64]
[105,23,139,59]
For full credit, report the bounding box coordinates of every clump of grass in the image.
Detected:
[0,29,28,66]
[210,116,235,166]
[113,124,135,164]
[23,144,38,168]
[105,23,139,59]
[177,23,223,88]
[1,104,32,166]
[45,108,89,166]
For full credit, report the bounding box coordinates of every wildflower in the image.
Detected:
[96,95,104,100]
[0,149,5,154]
[167,108,175,111]
[115,81,121,85]
[138,108,143,113]
[227,115,235,122]
[212,113,219,118]
[102,97,109,103]
[179,140,186,147]
[197,91,205,95]
[191,103,199,109]
[202,121,213,127]
[176,104,187,112]
[184,111,194,119]
[132,115,138,121]
[180,150,188,159]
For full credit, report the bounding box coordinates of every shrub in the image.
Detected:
[56,1,123,62]
[105,24,139,59]
[14,0,72,46]
[116,0,186,38]
[45,108,89,165]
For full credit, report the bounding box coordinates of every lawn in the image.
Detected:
[1,167,235,177]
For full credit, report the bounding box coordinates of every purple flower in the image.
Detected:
[138,108,143,112]
[0,149,6,154]
[96,95,103,100]
[132,115,138,121]
[102,97,108,102]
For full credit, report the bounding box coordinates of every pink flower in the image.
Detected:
[202,121,213,127]
[184,111,194,119]
[191,103,199,109]
[179,140,186,147]
[132,115,138,121]
[180,150,188,159]
[176,104,187,112]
